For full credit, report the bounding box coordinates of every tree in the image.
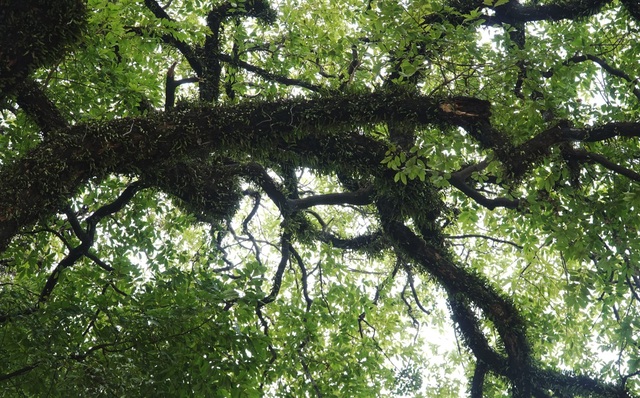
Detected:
[1,0,640,395]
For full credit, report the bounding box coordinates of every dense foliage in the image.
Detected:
[2,0,640,396]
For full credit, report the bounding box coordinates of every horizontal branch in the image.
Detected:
[290,186,375,211]
[503,122,640,176]
[424,0,622,31]
[564,122,640,142]
[445,234,523,249]
[0,90,447,250]
[319,230,385,251]
[484,0,612,24]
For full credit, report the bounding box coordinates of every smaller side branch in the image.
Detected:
[446,234,523,250]
[290,245,313,311]
[448,170,520,210]
[0,362,40,382]
[258,233,291,307]
[562,54,640,101]
[140,1,202,75]
[404,265,432,316]
[39,182,144,303]
[290,186,375,211]
[217,53,323,92]
[571,148,640,183]
[470,361,488,398]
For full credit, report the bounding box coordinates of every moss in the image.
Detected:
[0,0,86,97]
[140,159,243,225]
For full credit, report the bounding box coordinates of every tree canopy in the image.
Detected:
[2,0,640,396]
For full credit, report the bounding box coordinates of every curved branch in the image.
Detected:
[142,0,201,74]
[447,159,518,209]
[448,294,507,376]
[241,189,261,234]
[551,54,640,101]
[217,53,323,92]
[448,289,629,397]
[379,212,533,397]
[571,148,640,182]
[400,278,420,332]
[39,182,144,302]
[290,245,313,311]
[243,162,289,212]
[258,233,291,307]
[448,170,520,209]
[405,265,432,316]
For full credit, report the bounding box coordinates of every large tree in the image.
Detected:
[2,0,640,396]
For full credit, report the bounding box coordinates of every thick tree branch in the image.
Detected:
[447,260,632,397]
[318,230,386,251]
[485,0,611,24]
[379,209,533,396]
[0,0,86,100]
[243,162,289,211]
[0,90,444,250]
[502,122,640,177]
[424,0,619,31]
[2,87,639,251]
[448,294,508,380]
[568,122,640,142]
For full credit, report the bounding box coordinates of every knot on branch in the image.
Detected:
[438,96,492,119]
